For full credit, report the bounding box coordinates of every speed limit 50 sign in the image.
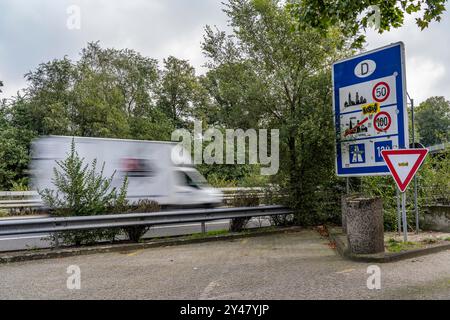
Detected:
[373,82,390,102]
[332,42,409,177]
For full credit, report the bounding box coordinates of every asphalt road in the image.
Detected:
[1,229,449,300]
[0,218,271,252]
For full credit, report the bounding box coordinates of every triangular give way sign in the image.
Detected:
[381,149,429,193]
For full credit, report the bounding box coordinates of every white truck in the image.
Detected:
[29,136,223,207]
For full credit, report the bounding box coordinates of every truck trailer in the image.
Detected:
[29,136,223,207]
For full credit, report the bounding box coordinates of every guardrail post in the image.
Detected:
[53,220,60,249]
[201,222,206,234]
[54,234,60,249]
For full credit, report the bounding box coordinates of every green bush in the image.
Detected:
[229,190,260,232]
[40,139,128,246]
[122,200,160,242]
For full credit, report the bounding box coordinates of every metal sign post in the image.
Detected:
[401,189,408,242]
[396,187,402,235]
[410,97,420,234]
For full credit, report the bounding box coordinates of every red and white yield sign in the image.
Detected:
[381,149,429,192]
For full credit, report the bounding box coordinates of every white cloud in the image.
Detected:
[407,57,446,103]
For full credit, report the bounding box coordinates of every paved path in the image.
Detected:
[0,229,449,300]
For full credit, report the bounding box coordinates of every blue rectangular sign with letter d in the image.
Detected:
[332,42,409,177]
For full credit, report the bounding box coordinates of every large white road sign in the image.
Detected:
[332,42,409,177]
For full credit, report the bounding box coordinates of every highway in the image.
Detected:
[0,218,271,252]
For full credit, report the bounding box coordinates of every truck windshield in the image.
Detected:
[177,170,208,189]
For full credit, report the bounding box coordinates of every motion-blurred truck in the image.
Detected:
[29,136,223,208]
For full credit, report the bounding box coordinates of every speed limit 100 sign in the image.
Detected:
[374,111,392,132]
[373,82,390,103]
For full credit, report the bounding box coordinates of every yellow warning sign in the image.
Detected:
[362,102,380,115]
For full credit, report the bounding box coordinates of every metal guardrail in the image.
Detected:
[0,205,292,236]
[0,191,38,197]
[0,191,41,210]
[0,188,282,210]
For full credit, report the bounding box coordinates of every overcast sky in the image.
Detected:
[1,0,449,104]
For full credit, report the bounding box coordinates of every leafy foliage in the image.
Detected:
[415,96,450,147]
[229,190,260,232]
[120,200,160,242]
[158,56,204,127]
[8,42,175,140]
[0,104,36,189]
[289,0,447,47]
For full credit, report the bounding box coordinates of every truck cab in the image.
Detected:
[173,167,223,208]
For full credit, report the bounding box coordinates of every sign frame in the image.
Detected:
[332,42,409,177]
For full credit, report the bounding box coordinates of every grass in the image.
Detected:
[0,209,9,218]
[188,226,279,240]
[421,238,439,245]
[386,234,450,252]
[386,238,423,253]
[189,229,231,240]
[25,245,41,251]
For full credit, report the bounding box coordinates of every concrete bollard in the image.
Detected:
[341,194,363,234]
[346,197,384,254]
[341,196,348,234]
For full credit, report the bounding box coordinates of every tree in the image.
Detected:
[74,42,165,138]
[200,54,273,129]
[202,0,351,224]
[415,96,450,146]
[0,120,35,189]
[11,42,175,140]
[23,57,75,135]
[0,80,3,93]
[158,56,202,126]
[0,99,36,189]
[289,0,447,46]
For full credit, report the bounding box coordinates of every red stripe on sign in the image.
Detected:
[344,117,369,137]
